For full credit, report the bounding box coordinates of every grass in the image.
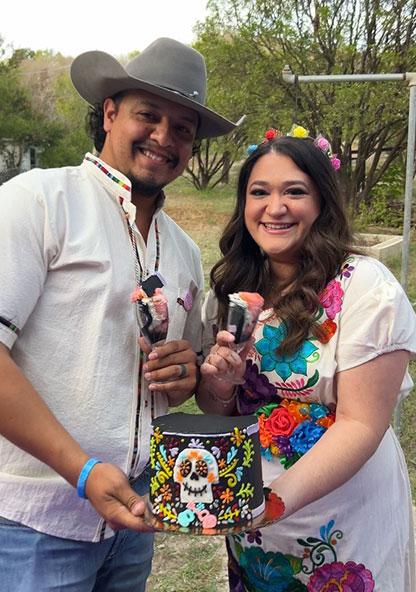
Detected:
[148,533,228,592]
[147,177,416,591]
[164,176,237,287]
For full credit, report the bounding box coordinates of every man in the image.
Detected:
[0,38,240,591]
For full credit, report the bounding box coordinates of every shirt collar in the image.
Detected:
[83,153,132,201]
[82,152,166,215]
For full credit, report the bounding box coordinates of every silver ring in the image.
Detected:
[178,363,187,379]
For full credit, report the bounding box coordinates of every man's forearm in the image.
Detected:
[0,344,89,487]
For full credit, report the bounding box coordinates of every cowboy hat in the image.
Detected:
[70,37,243,139]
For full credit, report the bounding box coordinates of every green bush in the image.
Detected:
[355,161,405,230]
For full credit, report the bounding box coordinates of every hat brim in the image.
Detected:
[70,51,239,139]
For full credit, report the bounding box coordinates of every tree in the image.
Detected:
[194,0,416,210]
[0,39,62,172]
[38,72,92,167]
[18,50,92,167]
[189,18,292,190]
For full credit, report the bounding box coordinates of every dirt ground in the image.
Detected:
[146,532,229,592]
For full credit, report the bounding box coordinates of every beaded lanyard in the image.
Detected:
[85,155,161,281]
[87,154,161,538]
[119,197,160,283]
[118,198,161,475]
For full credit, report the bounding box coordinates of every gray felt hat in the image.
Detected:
[70,37,243,139]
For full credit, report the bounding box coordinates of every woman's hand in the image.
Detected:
[195,332,254,414]
[139,337,198,407]
[201,330,253,383]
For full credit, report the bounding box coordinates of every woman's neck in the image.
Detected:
[264,261,297,309]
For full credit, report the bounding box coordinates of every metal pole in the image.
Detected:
[400,78,416,292]
[282,65,415,291]
[282,68,406,85]
[394,77,416,439]
[282,66,416,438]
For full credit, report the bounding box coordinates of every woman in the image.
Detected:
[197,134,416,591]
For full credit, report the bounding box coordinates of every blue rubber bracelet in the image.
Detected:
[76,458,102,499]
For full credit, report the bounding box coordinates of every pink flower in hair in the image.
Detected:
[317,137,329,151]
[331,156,341,170]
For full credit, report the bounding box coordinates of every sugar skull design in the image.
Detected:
[173,448,219,503]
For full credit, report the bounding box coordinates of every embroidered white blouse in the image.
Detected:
[202,255,416,590]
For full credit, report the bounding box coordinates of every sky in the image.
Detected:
[1,0,210,58]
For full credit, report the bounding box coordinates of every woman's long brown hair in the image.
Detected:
[210,136,361,355]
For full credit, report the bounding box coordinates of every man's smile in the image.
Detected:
[134,143,177,167]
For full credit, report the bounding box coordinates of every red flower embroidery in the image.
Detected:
[316,319,337,343]
[265,407,297,438]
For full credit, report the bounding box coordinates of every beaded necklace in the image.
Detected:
[118,196,160,284]
[86,155,161,537]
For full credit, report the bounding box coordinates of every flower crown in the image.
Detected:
[247,124,341,170]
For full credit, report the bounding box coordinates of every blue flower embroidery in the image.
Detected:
[255,324,319,381]
[239,547,297,591]
[290,422,326,454]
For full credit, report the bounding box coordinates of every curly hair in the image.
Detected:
[210,136,361,355]
[85,92,125,153]
[85,91,201,154]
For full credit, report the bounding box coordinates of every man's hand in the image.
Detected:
[84,462,155,532]
[139,337,198,406]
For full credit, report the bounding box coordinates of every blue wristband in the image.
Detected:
[77,458,102,499]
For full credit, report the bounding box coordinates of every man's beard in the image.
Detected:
[127,173,165,197]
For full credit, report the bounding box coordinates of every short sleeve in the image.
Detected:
[336,257,416,372]
[0,175,57,348]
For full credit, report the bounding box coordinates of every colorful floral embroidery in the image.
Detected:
[315,318,337,344]
[226,259,377,591]
[339,261,355,278]
[274,375,319,398]
[318,279,343,320]
[255,325,320,381]
[240,547,301,591]
[239,360,278,414]
[307,561,375,591]
[246,529,263,545]
[229,519,375,591]
[255,400,334,468]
